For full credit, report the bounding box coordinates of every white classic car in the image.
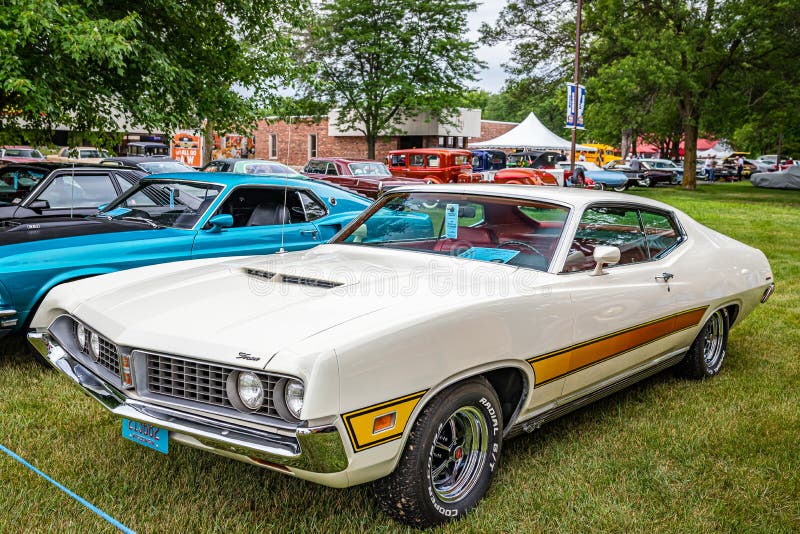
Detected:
[29,185,774,527]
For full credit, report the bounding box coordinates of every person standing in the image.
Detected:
[736,155,745,181]
[704,156,716,182]
[578,151,586,162]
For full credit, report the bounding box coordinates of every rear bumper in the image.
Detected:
[27,331,349,476]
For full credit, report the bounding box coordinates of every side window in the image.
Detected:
[295,191,327,221]
[390,154,406,167]
[37,174,118,208]
[326,163,338,176]
[563,206,647,272]
[428,155,440,168]
[641,210,681,257]
[410,154,425,167]
[116,174,135,192]
[217,187,296,227]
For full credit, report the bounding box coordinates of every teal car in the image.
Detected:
[0,173,371,338]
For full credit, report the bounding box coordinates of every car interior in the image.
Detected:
[212,187,325,227]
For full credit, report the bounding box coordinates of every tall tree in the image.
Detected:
[301,0,483,159]
[0,0,306,155]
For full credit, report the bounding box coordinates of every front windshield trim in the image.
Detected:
[332,190,575,274]
[99,178,226,230]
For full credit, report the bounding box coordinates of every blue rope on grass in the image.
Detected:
[0,443,136,534]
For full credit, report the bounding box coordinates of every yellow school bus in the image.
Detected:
[584,143,622,166]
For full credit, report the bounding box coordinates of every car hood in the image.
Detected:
[71,244,549,368]
[0,216,184,253]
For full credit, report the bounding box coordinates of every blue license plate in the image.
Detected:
[122,418,168,454]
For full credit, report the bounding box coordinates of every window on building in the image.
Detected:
[457,137,464,148]
[438,136,445,147]
[447,136,455,147]
[308,134,318,158]
[269,134,278,159]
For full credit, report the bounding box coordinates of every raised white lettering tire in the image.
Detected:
[374,377,503,527]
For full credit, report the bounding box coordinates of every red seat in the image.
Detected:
[433,227,496,253]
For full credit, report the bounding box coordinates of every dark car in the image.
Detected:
[471,149,507,180]
[124,141,170,157]
[0,165,145,220]
[302,157,427,198]
[102,156,196,174]
[506,151,560,169]
[0,162,64,204]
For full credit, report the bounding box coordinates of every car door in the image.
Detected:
[558,204,689,397]
[191,186,323,259]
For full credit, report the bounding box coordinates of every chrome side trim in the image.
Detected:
[0,309,17,318]
[508,347,688,438]
[27,331,348,474]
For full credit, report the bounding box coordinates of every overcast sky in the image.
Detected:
[468,0,512,93]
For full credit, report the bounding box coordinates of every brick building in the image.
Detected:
[254,110,517,167]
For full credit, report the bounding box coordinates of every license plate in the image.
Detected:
[122,418,168,454]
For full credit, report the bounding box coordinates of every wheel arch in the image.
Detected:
[24,267,118,328]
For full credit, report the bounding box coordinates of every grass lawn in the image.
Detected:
[1,181,798,532]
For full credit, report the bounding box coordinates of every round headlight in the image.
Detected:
[89,332,100,360]
[237,372,264,410]
[76,323,87,350]
[285,379,305,419]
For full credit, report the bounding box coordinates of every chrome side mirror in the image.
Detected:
[591,246,621,276]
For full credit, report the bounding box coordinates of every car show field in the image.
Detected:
[0,182,797,532]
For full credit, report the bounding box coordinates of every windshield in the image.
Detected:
[334,192,570,272]
[237,162,302,176]
[139,161,196,174]
[99,179,223,229]
[79,149,111,159]
[348,162,392,176]
[3,148,43,158]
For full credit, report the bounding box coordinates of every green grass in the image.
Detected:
[1,181,798,532]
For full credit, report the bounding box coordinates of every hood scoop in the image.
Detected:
[243,268,343,289]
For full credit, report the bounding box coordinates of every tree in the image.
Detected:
[484,0,799,188]
[301,0,483,159]
[1,0,306,157]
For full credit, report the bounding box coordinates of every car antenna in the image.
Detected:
[278,116,293,254]
[70,154,76,219]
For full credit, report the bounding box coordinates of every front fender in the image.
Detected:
[25,267,118,328]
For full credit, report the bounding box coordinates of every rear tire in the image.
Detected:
[676,308,729,379]
[374,377,503,527]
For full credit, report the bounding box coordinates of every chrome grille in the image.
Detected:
[145,353,281,418]
[97,337,120,375]
[73,321,120,376]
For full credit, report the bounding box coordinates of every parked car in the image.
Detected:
[556,161,629,190]
[0,165,145,219]
[47,146,112,164]
[201,158,302,176]
[716,153,759,181]
[471,149,507,181]
[0,173,370,338]
[506,150,560,169]
[0,162,68,204]
[302,157,427,198]
[29,184,774,527]
[637,159,682,187]
[491,167,559,186]
[387,148,482,183]
[102,156,196,174]
[0,146,46,164]
[124,142,170,157]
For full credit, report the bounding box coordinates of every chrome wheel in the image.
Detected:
[429,406,489,503]
[702,310,725,369]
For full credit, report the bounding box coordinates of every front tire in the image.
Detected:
[676,308,730,379]
[612,183,627,192]
[374,377,503,527]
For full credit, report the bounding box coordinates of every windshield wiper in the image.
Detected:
[120,216,160,228]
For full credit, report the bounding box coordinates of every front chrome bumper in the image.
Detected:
[28,331,348,474]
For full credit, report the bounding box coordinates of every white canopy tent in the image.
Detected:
[697,140,733,160]
[469,112,596,152]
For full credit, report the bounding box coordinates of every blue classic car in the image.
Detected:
[0,173,371,337]
[556,161,629,191]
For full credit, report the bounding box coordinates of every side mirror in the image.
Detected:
[591,245,621,276]
[97,203,108,211]
[29,199,50,210]
[206,213,233,232]
[11,198,21,204]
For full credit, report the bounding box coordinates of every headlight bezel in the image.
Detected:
[273,377,305,422]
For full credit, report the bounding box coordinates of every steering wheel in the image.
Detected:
[497,240,544,257]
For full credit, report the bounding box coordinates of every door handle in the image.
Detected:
[300,229,318,239]
[655,272,673,292]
